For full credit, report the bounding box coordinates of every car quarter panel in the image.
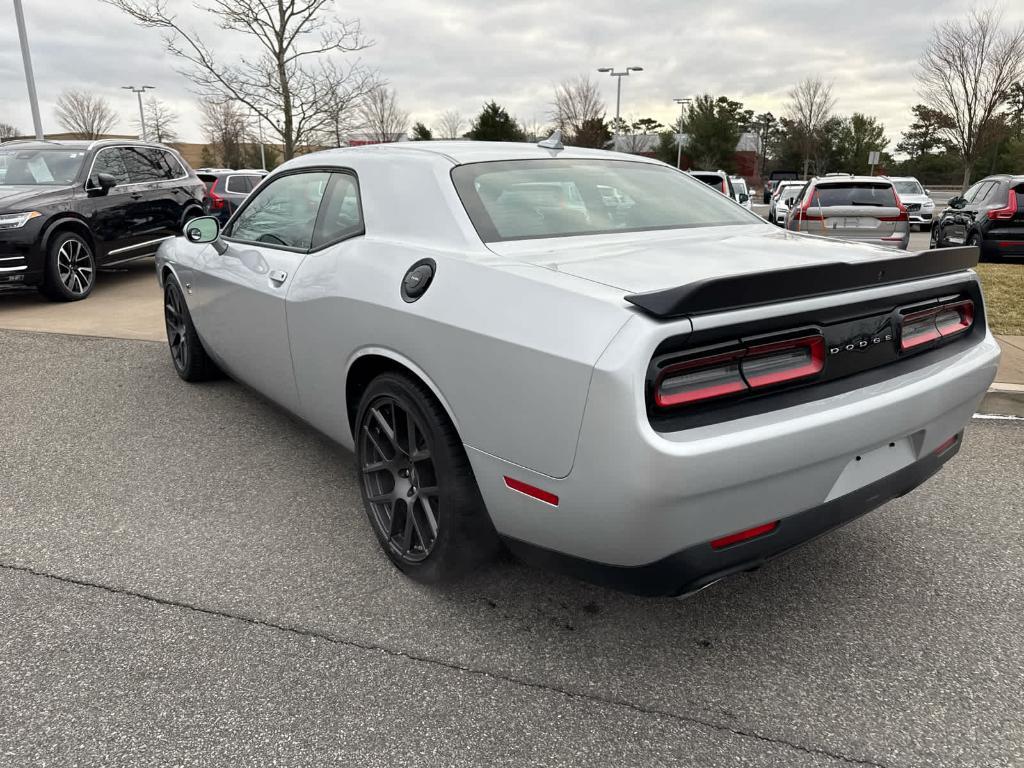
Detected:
[285,238,634,478]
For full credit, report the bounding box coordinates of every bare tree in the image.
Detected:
[551,75,606,143]
[135,96,179,143]
[917,6,1024,189]
[785,76,836,177]
[359,85,408,143]
[0,122,19,141]
[437,109,465,139]
[320,69,378,148]
[54,90,119,139]
[199,98,249,168]
[104,0,372,159]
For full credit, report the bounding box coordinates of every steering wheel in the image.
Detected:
[257,233,287,246]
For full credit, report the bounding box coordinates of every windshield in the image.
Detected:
[0,148,86,186]
[811,183,899,207]
[893,180,924,196]
[452,160,756,242]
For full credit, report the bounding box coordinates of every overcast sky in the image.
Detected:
[3,0,1023,147]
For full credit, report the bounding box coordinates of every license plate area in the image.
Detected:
[830,217,878,229]
[825,436,918,501]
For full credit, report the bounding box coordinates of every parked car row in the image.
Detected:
[0,138,266,301]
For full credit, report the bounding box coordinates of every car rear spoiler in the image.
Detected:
[624,246,979,319]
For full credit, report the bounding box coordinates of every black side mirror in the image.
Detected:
[948,196,964,209]
[739,192,750,203]
[88,173,118,195]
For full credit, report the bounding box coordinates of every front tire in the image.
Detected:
[40,231,95,301]
[163,278,220,382]
[355,372,499,583]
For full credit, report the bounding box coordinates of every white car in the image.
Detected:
[769,180,806,225]
[888,176,936,230]
[156,138,999,596]
[730,176,753,210]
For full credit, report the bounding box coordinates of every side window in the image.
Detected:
[984,180,1008,203]
[121,147,167,183]
[159,150,186,180]
[227,171,331,250]
[963,181,991,203]
[225,175,253,194]
[311,173,364,248]
[91,148,130,185]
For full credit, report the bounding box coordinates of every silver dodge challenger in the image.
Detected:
[156,137,1000,596]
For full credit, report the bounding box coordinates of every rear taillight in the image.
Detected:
[742,334,825,387]
[880,190,909,222]
[792,190,823,222]
[655,351,746,407]
[987,189,1018,220]
[654,334,825,408]
[899,299,974,351]
[208,179,225,210]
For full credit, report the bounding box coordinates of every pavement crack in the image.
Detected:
[0,560,888,768]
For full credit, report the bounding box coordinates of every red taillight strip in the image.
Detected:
[504,476,559,506]
[654,350,747,408]
[711,521,779,550]
[899,299,974,351]
[742,334,825,387]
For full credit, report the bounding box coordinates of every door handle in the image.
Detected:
[268,269,288,285]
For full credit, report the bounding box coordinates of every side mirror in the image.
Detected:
[184,215,221,244]
[784,196,796,206]
[924,189,931,196]
[739,192,750,203]
[87,172,118,195]
[948,196,964,209]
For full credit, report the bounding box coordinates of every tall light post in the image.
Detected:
[597,66,643,131]
[13,0,44,139]
[122,85,155,140]
[673,97,691,169]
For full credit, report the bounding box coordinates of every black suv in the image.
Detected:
[931,174,1024,261]
[0,139,205,300]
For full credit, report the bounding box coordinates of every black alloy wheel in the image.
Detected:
[360,395,440,562]
[355,372,499,583]
[163,279,219,382]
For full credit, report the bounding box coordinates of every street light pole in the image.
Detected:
[13,0,44,139]
[122,85,155,140]
[597,66,644,131]
[673,98,691,169]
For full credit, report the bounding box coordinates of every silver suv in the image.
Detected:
[888,176,935,231]
[784,175,910,249]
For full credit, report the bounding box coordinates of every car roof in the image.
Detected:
[0,138,175,151]
[288,141,666,168]
[812,175,894,185]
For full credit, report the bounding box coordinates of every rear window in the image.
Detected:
[809,183,898,207]
[452,160,756,242]
[690,173,723,188]
[893,180,924,196]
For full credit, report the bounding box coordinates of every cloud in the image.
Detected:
[2,0,1023,146]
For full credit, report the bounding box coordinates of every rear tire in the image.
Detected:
[355,372,499,584]
[163,278,220,382]
[967,232,991,262]
[40,231,95,301]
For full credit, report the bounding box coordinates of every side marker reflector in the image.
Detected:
[933,434,958,456]
[710,521,779,550]
[504,476,559,506]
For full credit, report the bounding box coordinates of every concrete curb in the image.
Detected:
[978,384,1024,418]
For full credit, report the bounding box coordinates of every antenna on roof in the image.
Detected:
[537,129,563,150]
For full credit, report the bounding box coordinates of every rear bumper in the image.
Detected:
[980,236,1024,259]
[504,435,960,596]
[468,309,999,592]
